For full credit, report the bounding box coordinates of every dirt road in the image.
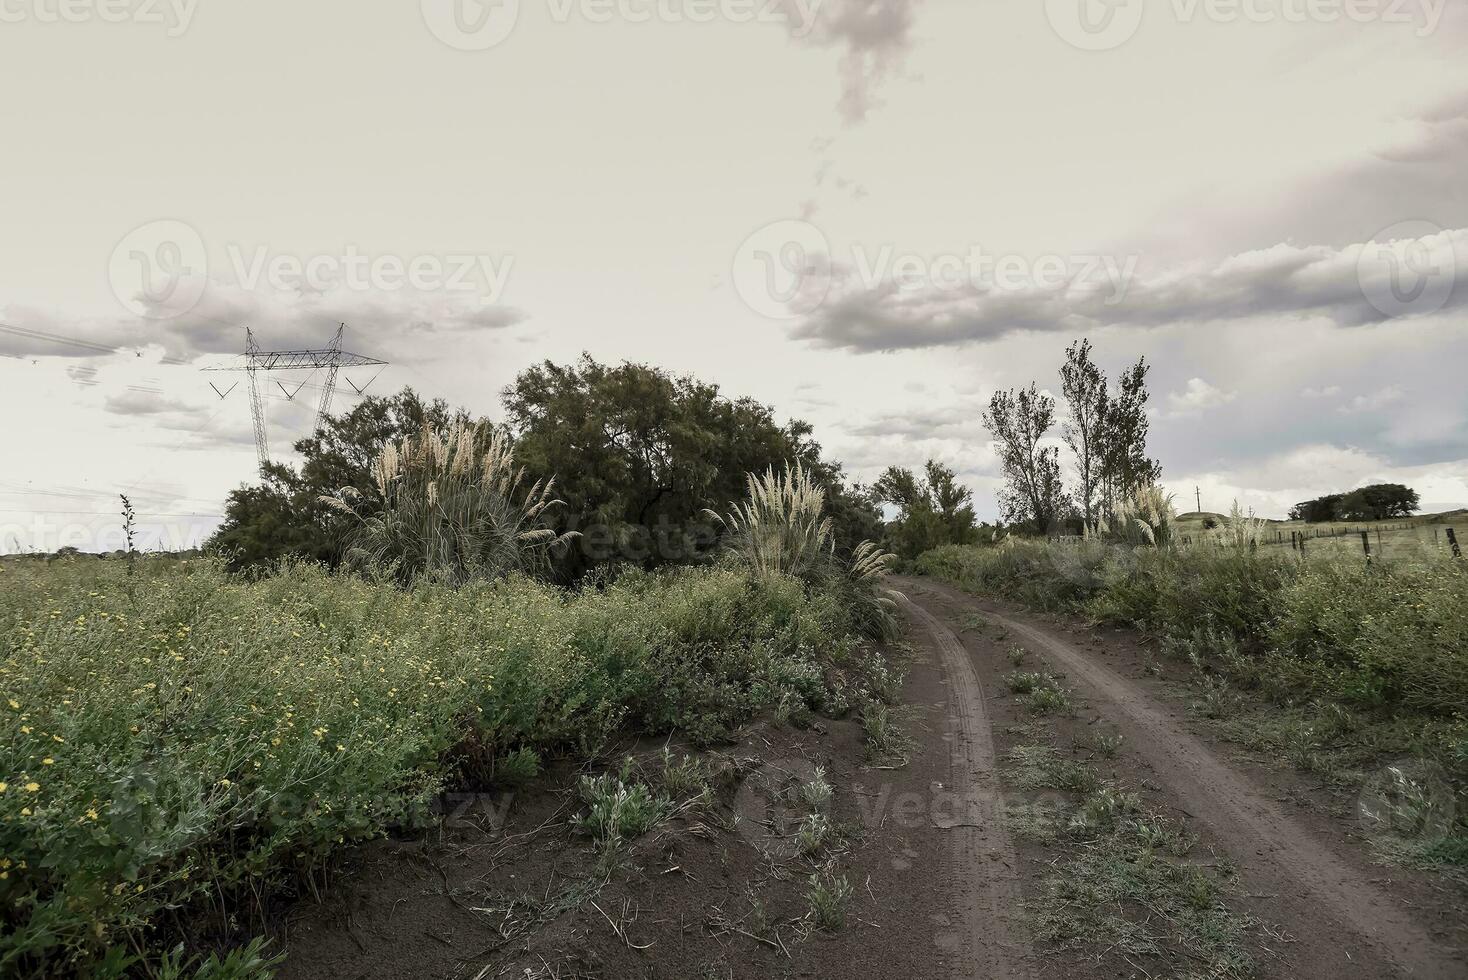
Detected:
[898,593,1036,979]
[897,575,1466,980]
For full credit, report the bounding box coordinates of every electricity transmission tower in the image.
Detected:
[205,325,387,477]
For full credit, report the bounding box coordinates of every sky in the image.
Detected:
[2,0,1466,552]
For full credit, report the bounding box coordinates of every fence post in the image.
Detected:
[1449,528,1462,559]
[1361,531,1372,565]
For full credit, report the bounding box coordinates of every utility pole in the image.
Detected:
[1195,486,1202,514]
[205,325,386,478]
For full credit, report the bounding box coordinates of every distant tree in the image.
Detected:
[874,460,980,558]
[983,384,1066,534]
[1289,486,1419,523]
[1098,357,1161,519]
[1060,339,1109,532]
[207,388,465,570]
[503,354,873,576]
[1338,484,1420,521]
[1288,493,1344,523]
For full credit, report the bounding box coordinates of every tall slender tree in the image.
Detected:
[983,384,1066,533]
[1099,357,1161,517]
[1060,339,1108,532]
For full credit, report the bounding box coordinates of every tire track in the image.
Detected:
[898,593,1035,980]
[902,578,1463,980]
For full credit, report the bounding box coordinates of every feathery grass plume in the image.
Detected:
[706,462,838,580]
[1214,499,1269,550]
[709,461,899,639]
[1107,484,1177,548]
[322,421,577,585]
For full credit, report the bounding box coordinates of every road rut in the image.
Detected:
[899,593,1035,980]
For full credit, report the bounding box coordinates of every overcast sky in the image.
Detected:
[2,0,1466,552]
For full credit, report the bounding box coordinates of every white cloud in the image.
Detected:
[1340,385,1407,414]
[1168,378,1237,414]
[1301,385,1342,399]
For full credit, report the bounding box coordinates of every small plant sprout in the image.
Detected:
[801,766,833,810]
[797,812,831,856]
[805,868,853,931]
[574,774,671,850]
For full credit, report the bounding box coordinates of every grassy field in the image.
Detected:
[1174,509,1468,562]
[0,555,886,978]
[913,539,1468,872]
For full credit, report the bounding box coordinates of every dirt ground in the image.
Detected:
[270,577,1466,979]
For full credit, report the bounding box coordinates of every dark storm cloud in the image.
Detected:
[791,229,1468,352]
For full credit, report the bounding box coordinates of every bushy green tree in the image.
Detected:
[503,354,876,575]
[1289,485,1419,523]
[1289,493,1345,523]
[874,460,981,558]
[1340,484,1420,521]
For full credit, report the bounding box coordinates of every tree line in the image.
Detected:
[208,354,885,579]
[983,339,1160,535]
[1289,484,1420,523]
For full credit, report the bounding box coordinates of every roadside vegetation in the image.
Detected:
[0,376,898,978]
[917,536,1468,871]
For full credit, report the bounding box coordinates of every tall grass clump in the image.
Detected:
[0,555,872,976]
[321,422,578,585]
[1212,500,1270,551]
[710,462,899,641]
[1104,485,1176,548]
[706,462,838,580]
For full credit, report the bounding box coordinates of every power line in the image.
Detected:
[0,321,192,365]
